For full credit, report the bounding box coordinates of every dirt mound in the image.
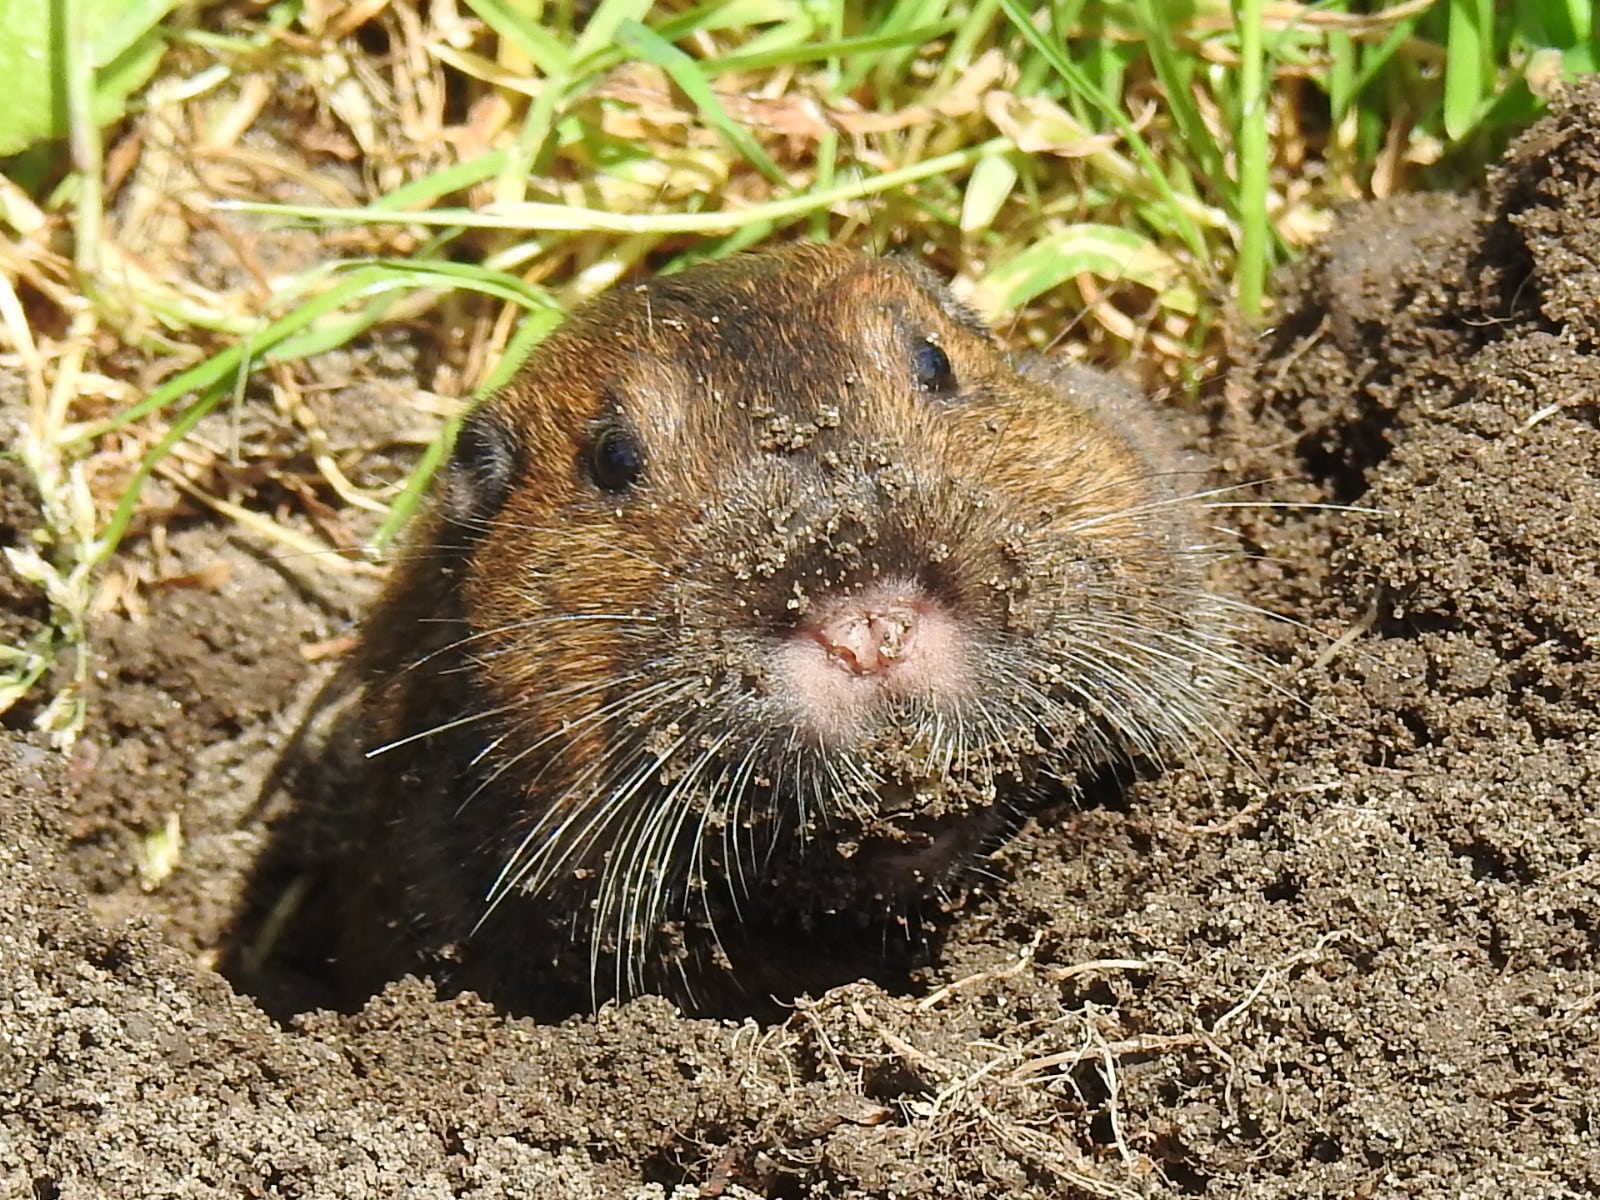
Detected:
[5,80,1600,1199]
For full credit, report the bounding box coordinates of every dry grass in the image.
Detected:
[709,930,1350,1195]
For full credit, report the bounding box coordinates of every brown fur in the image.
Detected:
[350,244,1244,1014]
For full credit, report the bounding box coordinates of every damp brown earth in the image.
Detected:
[3,81,1598,1200]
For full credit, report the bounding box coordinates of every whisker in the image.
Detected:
[365,702,520,758]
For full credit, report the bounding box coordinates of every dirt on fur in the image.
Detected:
[4,81,1600,1200]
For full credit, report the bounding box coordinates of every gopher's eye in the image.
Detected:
[587,423,644,492]
[911,338,956,395]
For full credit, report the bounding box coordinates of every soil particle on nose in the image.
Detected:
[6,78,1600,1200]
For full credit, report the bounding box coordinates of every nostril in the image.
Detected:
[811,604,921,676]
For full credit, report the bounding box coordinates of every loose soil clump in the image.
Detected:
[4,81,1600,1200]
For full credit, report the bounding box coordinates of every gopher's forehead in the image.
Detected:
[495,247,997,455]
[621,250,940,345]
[594,251,971,398]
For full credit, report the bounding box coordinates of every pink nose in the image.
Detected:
[776,579,973,746]
[810,603,921,676]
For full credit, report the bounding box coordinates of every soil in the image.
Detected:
[4,80,1600,1200]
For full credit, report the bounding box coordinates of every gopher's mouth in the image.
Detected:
[764,768,1006,914]
[854,817,994,895]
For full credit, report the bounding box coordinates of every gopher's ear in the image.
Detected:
[439,403,523,534]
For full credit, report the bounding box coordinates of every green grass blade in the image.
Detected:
[96,374,233,562]
[462,0,572,75]
[1235,0,1268,317]
[1444,0,1494,140]
[966,224,1195,319]
[707,23,959,76]
[996,0,1208,263]
[218,137,1013,236]
[617,20,789,188]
